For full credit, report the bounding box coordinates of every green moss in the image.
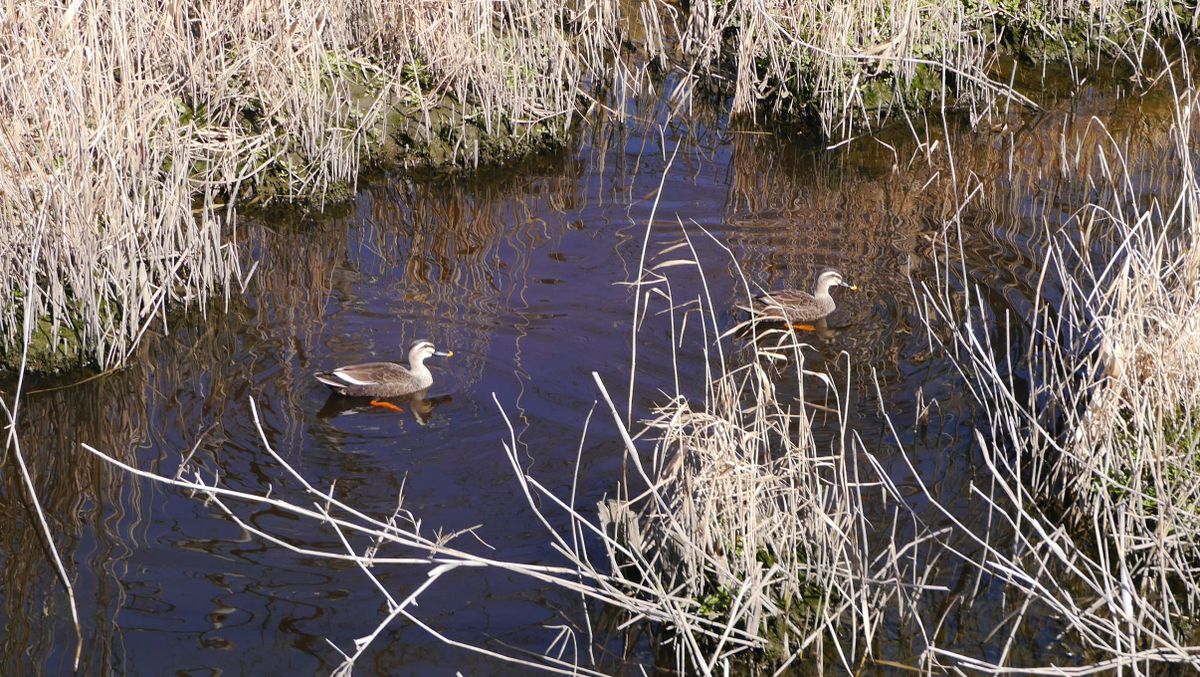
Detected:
[699,585,734,619]
[0,313,87,374]
[379,91,566,170]
[687,540,830,663]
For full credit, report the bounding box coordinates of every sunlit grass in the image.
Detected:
[902,52,1200,671]
[0,0,621,371]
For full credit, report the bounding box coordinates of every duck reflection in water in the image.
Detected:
[316,388,453,426]
[733,316,840,349]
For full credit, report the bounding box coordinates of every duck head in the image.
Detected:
[816,268,857,294]
[409,339,454,365]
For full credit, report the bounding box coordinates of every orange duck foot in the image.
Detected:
[370,400,405,413]
[789,323,816,331]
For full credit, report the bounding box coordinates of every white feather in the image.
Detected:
[333,369,376,386]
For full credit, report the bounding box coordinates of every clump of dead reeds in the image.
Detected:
[0,0,621,371]
[643,0,1188,135]
[900,55,1200,671]
[580,218,923,672]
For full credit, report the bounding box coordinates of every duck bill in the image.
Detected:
[435,350,454,357]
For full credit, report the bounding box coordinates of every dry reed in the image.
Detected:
[645,0,1189,135]
[592,221,923,672]
[0,0,621,370]
[897,46,1200,671]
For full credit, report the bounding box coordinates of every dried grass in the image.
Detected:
[579,220,914,671]
[647,0,1188,135]
[0,0,621,369]
[899,47,1200,671]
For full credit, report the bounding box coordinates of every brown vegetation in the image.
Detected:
[1,0,1191,372]
[0,0,620,371]
[905,56,1200,671]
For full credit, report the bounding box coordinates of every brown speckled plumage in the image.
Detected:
[741,269,855,323]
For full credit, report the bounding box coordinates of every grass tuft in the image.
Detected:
[0,0,623,370]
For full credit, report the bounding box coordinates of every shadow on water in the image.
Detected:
[315,389,455,427]
[0,58,1194,673]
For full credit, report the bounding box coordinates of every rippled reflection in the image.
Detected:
[0,360,151,674]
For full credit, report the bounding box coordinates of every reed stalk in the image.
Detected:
[898,46,1200,671]
[0,0,621,370]
[647,0,1190,135]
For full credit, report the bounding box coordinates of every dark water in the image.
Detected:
[0,66,1190,674]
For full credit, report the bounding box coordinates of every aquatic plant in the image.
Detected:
[895,48,1200,671]
[642,0,1191,135]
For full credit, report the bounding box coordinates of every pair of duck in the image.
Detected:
[314,269,854,407]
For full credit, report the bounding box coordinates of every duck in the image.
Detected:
[742,269,857,330]
[315,340,453,411]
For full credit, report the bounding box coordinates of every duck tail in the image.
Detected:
[736,296,774,317]
[314,372,345,390]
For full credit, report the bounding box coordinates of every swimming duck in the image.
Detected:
[315,340,453,411]
[743,269,857,330]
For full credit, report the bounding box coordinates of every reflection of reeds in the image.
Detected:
[721,67,1186,372]
[0,362,151,673]
[311,160,582,390]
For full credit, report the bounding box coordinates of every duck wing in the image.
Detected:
[736,290,798,312]
[747,289,811,314]
[750,289,835,322]
[760,289,816,308]
[316,361,410,388]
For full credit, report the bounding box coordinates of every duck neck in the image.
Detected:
[408,351,431,378]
